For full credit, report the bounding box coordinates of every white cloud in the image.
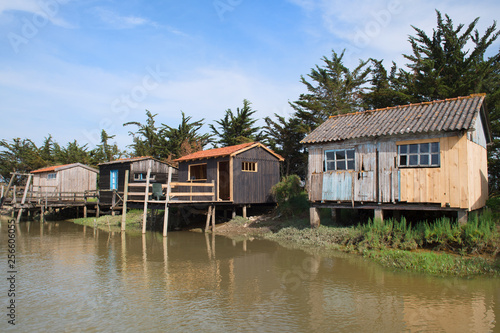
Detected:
[92,7,156,29]
[0,0,73,28]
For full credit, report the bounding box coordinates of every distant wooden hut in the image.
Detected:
[31,163,98,199]
[301,94,491,225]
[173,142,284,204]
[98,156,177,205]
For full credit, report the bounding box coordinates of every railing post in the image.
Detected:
[121,170,129,231]
[163,166,172,237]
[142,167,152,234]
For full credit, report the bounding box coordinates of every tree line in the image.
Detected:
[1,11,499,192]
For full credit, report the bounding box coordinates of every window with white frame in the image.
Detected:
[398,142,440,167]
[47,173,56,180]
[324,149,355,171]
[134,173,156,181]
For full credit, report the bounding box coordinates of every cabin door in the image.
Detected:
[218,161,230,200]
[110,170,118,190]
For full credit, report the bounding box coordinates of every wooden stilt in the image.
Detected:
[111,191,116,216]
[0,173,15,208]
[16,174,32,224]
[242,205,247,219]
[374,208,384,222]
[232,207,236,219]
[84,204,87,218]
[211,205,216,231]
[457,210,468,225]
[163,166,172,237]
[310,206,320,228]
[40,206,44,222]
[121,170,130,231]
[142,167,152,234]
[96,201,100,217]
[205,205,213,232]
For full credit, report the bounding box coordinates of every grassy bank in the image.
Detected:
[219,210,500,277]
[71,209,144,234]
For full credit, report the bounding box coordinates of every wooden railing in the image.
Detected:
[165,181,215,202]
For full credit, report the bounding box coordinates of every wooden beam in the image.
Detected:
[169,192,215,197]
[142,167,152,234]
[205,205,212,232]
[121,170,129,231]
[310,207,320,228]
[164,182,214,188]
[0,173,16,208]
[211,205,216,231]
[16,174,32,224]
[374,208,384,221]
[163,166,172,237]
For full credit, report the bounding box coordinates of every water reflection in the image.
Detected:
[0,218,498,332]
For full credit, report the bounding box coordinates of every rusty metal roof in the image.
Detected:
[301,94,488,144]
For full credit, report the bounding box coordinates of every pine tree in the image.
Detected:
[290,50,371,131]
[209,99,262,147]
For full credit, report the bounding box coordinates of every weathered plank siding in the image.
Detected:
[175,144,282,204]
[32,165,97,198]
[99,158,176,204]
[303,95,490,213]
[233,148,280,204]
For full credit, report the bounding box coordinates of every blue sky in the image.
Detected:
[1,0,499,151]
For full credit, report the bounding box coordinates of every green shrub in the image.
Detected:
[271,175,309,217]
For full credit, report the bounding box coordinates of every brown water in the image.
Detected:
[1,218,499,332]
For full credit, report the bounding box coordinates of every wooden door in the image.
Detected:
[218,161,230,200]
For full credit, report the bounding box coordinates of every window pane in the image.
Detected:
[347,160,355,170]
[399,145,407,154]
[400,155,407,166]
[409,155,418,165]
[346,149,355,159]
[336,150,346,160]
[431,142,439,153]
[431,154,439,165]
[337,161,346,170]
[326,151,335,160]
[420,155,429,165]
[409,144,419,154]
[420,143,429,153]
[327,162,336,171]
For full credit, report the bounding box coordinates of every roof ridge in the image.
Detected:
[327,94,486,120]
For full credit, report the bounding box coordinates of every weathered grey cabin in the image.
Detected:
[98,156,177,205]
[31,163,98,199]
[301,94,491,225]
[173,142,284,204]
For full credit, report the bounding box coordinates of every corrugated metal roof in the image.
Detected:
[301,94,486,144]
[173,142,284,162]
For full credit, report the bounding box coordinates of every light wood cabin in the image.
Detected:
[301,94,491,225]
[31,163,98,199]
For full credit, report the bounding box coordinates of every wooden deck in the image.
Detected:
[1,168,253,236]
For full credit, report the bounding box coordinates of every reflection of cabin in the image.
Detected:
[98,156,178,205]
[173,142,284,204]
[301,94,491,225]
[31,163,98,199]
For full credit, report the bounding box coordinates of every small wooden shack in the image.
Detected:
[173,142,284,204]
[301,94,491,225]
[31,163,98,199]
[98,156,177,205]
